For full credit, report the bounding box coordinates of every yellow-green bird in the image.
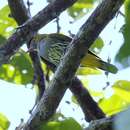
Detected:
[30,33,118,74]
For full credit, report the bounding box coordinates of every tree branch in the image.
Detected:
[8,0,30,25]
[23,0,124,129]
[70,77,105,122]
[8,0,46,99]
[85,117,113,130]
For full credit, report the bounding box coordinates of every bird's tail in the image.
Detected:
[98,60,118,74]
[81,53,118,74]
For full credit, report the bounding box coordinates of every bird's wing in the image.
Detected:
[88,50,101,59]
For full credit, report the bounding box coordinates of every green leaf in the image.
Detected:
[112,80,130,102]
[0,50,33,84]
[113,80,130,91]
[0,5,17,40]
[0,126,3,130]
[90,37,104,54]
[71,95,78,105]
[99,95,129,116]
[77,67,101,75]
[99,80,130,115]
[81,79,104,99]
[40,121,60,130]
[60,118,82,130]
[88,90,104,98]
[0,113,10,130]
[40,118,82,130]
[115,0,130,68]
[67,0,95,19]
[51,112,65,121]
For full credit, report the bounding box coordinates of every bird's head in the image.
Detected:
[27,34,47,53]
[27,33,71,66]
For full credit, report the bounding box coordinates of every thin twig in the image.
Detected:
[27,0,33,16]
[8,0,46,101]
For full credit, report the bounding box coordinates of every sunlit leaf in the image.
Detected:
[80,78,104,99]
[112,80,130,102]
[89,90,104,98]
[99,80,130,115]
[99,95,129,116]
[113,80,130,91]
[0,5,17,41]
[77,67,101,75]
[80,78,89,89]
[90,37,104,54]
[40,118,82,130]
[67,0,95,19]
[71,95,78,105]
[0,126,3,130]
[60,118,82,130]
[115,0,130,68]
[0,113,10,130]
[40,121,60,130]
[51,112,65,121]
[0,50,33,84]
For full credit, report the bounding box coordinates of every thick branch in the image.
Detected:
[8,0,30,25]
[0,0,77,65]
[23,0,124,129]
[70,77,105,122]
[85,117,113,130]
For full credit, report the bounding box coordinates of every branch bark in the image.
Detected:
[70,77,105,122]
[85,117,113,130]
[23,0,124,129]
[8,0,30,25]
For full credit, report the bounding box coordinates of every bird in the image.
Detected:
[29,33,118,74]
